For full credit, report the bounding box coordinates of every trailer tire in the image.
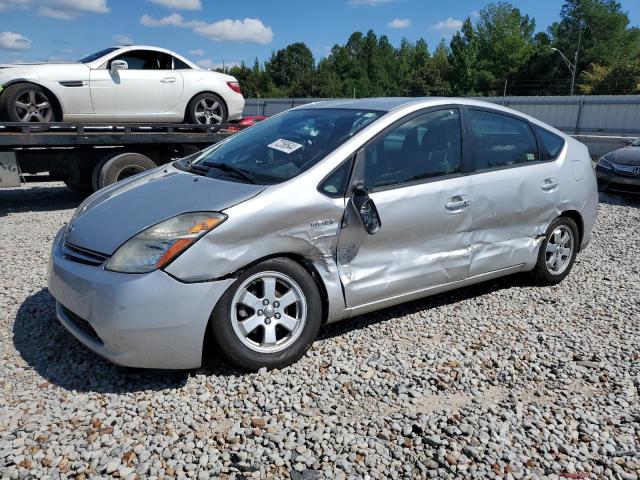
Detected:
[94,152,156,190]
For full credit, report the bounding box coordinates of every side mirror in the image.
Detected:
[351,183,381,235]
[110,59,128,72]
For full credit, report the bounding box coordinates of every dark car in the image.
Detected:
[596,138,640,194]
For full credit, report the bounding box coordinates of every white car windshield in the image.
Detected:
[78,48,119,63]
[189,108,384,184]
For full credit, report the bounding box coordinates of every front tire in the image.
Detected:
[185,93,228,125]
[210,258,322,371]
[532,217,579,285]
[0,83,58,122]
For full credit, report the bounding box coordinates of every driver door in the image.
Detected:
[90,50,184,116]
[336,108,473,308]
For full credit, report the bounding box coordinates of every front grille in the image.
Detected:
[62,241,109,266]
[59,304,103,344]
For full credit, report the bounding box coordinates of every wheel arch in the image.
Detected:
[1,80,64,120]
[220,252,331,324]
[183,90,228,123]
[559,209,584,250]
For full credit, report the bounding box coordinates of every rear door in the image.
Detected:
[465,108,562,276]
[90,49,184,115]
[336,107,473,307]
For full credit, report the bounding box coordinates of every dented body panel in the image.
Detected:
[48,97,598,368]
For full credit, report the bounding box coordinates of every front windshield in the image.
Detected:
[631,138,640,146]
[191,108,384,184]
[78,47,119,63]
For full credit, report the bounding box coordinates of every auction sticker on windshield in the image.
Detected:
[268,139,303,154]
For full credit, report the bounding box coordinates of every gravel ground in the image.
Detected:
[1,182,639,480]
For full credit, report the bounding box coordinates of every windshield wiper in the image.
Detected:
[200,162,256,184]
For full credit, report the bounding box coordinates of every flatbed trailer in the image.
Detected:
[0,122,243,192]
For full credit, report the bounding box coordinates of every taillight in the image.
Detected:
[227,81,241,94]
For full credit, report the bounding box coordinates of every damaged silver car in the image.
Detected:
[48,98,598,370]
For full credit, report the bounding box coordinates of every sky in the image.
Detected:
[1,0,639,68]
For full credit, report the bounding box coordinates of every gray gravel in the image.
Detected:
[1,182,639,479]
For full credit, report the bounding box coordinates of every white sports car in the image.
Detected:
[0,45,245,124]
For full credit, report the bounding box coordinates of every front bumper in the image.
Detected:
[595,165,640,193]
[47,227,234,369]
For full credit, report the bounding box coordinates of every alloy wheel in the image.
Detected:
[14,89,53,122]
[545,225,574,275]
[230,271,307,353]
[194,96,224,125]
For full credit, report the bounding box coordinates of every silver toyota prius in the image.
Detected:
[48,98,598,370]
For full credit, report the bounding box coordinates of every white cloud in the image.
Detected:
[188,48,204,56]
[148,0,201,9]
[0,0,30,11]
[196,59,213,69]
[196,59,240,70]
[194,18,273,44]
[0,31,31,51]
[0,0,110,19]
[140,13,203,27]
[430,17,463,33]
[141,14,273,44]
[113,34,133,45]
[388,18,410,28]
[348,0,395,6]
[40,0,109,18]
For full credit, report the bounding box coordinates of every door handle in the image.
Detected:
[541,178,559,191]
[161,77,176,83]
[445,196,471,211]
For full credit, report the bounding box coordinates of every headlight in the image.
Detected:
[597,156,615,170]
[105,212,227,273]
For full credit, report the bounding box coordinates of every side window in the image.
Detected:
[318,159,352,198]
[468,110,539,170]
[110,50,173,70]
[363,109,462,189]
[173,57,191,70]
[532,124,565,160]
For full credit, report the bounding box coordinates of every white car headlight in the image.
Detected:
[105,212,227,273]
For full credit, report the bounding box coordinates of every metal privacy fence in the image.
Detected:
[244,95,640,156]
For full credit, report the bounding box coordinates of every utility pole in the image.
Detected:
[552,26,582,96]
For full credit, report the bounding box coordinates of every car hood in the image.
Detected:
[0,62,88,82]
[608,146,640,166]
[65,167,266,255]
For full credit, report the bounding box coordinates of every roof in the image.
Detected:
[297,97,505,112]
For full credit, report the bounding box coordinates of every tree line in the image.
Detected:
[219,0,640,98]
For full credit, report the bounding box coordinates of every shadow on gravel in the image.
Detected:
[0,184,84,217]
[317,272,532,341]
[599,191,640,208]
[13,289,193,393]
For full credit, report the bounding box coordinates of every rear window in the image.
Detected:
[533,125,565,160]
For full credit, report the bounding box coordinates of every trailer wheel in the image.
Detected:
[93,152,157,190]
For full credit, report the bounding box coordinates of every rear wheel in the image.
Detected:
[0,83,58,122]
[92,152,156,190]
[210,258,322,371]
[532,217,579,285]
[185,93,227,125]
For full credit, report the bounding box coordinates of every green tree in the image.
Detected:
[264,42,315,97]
[549,0,640,74]
[475,2,536,90]
[450,18,481,94]
[579,57,640,94]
